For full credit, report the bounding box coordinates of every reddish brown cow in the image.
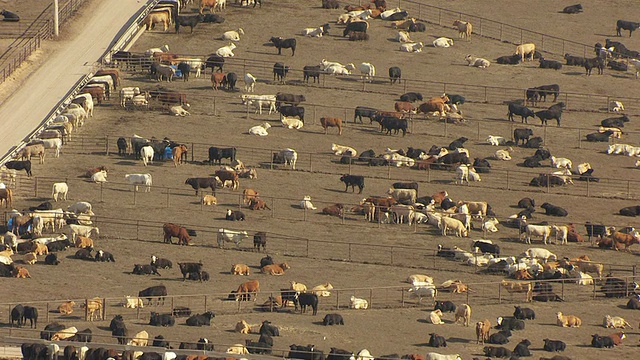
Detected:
[0,189,13,208]
[85,166,107,177]
[214,169,238,190]
[431,191,448,204]
[236,279,260,301]
[153,52,179,64]
[95,69,121,88]
[394,101,416,113]
[320,117,343,135]
[566,223,584,242]
[611,231,640,251]
[413,157,437,170]
[163,223,191,245]
[417,95,450,116]
[322,203,344,217]
[375,110,404,119]
[249,198,270,210]
[199,0,218,13]
[172,145,188,167]
[608,332,626,346]
[80,87,105,104]
[211,73,226,90]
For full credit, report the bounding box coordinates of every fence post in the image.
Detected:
[100,182,104,202]
[309,153,312,172]
[46,302,49,322]
[204,295,208,312]
[136,220,140,240]
[105,135,109,155]
[506,171,510,190]
[500,23,503,41]
[166,188,170,208]
[34,177,38,198]
[191,142,194,163]
[133,185,137,205]
[348,243,352,261]
[578,129,582,149]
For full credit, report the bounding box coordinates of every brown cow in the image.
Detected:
[200,0,218,13]
[58,301,75,315]
[394,101,416,113]
[172,145,188,167]
[211,72,226,90]
[249,198,270,210]
[14,266,31,279]
[476,319,491,345]
[75,236,94,249]
[20,144,45,164]
[236,280,260,301]
[162,223,191,245]
[242,189,259,205]
[413,157,437,170]
[320,117,343,135]
[513,269,533,280]
[80,87,105,104]
[322,203,344,217]
[144,12,170,31]
[95,69,121,88]
[431,191,448,205]
[85,166,107,178]
[214,170,238,190]
[35,243,49,256]
[261,263,290,275]
[566,223,584,242]
[608,332,626,346]
[417,95,450,116]
[501,280,533,302]
[611,231,640,251]
[231,264,250,275]
[0,188,13,208]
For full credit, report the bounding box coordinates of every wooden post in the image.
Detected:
[100,182,104,202]
[46,302,49,322]
[204,295,208,312]
[348,243,352,261]
[105,135,109,155]
[34,177,38,197]
[166,188,170,208]
[133,186,137,205]
[191,142,194,163]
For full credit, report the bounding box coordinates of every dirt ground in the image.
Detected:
[3,1,640,359]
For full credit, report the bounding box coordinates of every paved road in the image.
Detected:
[0,0,150,161]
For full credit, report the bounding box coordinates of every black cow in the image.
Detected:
[428,333,447,348]
[601,114,630,127]
[437,152,469,166]
[75,248,94,260]
[20,306,37,330]
[541,202,568,216]
[151,256,172,269]
[258,333,274,347]
[47,239,72,252]
[205,55,224,72]
[392,182,418,196]
[578,168,600,182]
[592,334,615,348]
[71,328,92,342]
[253,232,267,251]
[95,250,115,262]
[586,130,614,142]
[340,174,365,193]
[536,102,565,126]
[185,177,217,196]
[322,0,340,8]
[187,271,210,281]
[176,62,191,82]
[225,209,245,221]
[208,146,236,165]
[380,117,408,136]
[132,264,160,276]
[152,335,170,348]
[276,93,305,106]
[434,300,456,313]
[294,293,318,315]
[513,306,535,320]
[29,201,53,211]
[385,10,408,21]
[517,198,535,209]
[323,313,344,325]
[260,255,274,268]
[273,62,290,83]
[201,13,224,23]
[175,14,201,33]
[64,345,77,360]
[1,10,20,22]
[358,149,376,162]
[524,136,543,148]
[448,137,468,150]
[259,320,280,336]
[303,65,321,83]
[445,94,465,106]
[626,295,640,309]
[608,60,628,71]
[327,348,354,360]
[408,22,426,32]
[508,103,535,123]
[539,57,563,70]
[5,160,32,177]
[473,241,500,255]
[441,198,456,211]
[139,285,167,305]
[530,174,565,187]
[536,84,560,102]
[178,262,203,281]
[405,147,426,159]
[280,289,297,308]
[483,346,511,358]
[488,330,511,345]
[222,72,237,91]
[472,158,491,173]
[21,344,46,360]
[562,4,583,13]
[400,92,423,102]
[564,53,586,66]
[517,207,535,219]
[149,312,175,327]
[620,205,640,216]
[185,311,215,326]
[270,37,296,56]
[534,148,551,159]
[514,128,533,145]
[117,137,128,155]
[44,253,60,265]
[496,54,521,64]
[617,20,640,37]
[353,107,377,124]
[496,316,525,331]
[389,66,401,84]
[513,339,531,357]
[278,105,305,120]
[245,339,272,354]
[343,21,368,37]
[11,304,24,327]
[543,339,566,352]
[289,344,325,360]
[584,57,605,75]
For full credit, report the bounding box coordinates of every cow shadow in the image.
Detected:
[416,319,429,324]
[447,337,471,344]
[563,71,584,76]
[97,326,111,331]
[114,161,138,166]
[312,321,325,326]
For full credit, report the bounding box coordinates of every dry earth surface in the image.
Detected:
[3,1,640,360]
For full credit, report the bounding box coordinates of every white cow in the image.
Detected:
[244,73,257,93]
[609,100,625,112]
[248,122,271,136]
[495,148,512,160]
[358,62,376,81]
[522,224,552,244]
[465,55,491,68]
[468,167,481,182]
[522,247,557,262]
[91,170,107,183]
[37,138,63,157]
[331,143,357,156]
[482,218,500,233]
[274,148,298,169]
[576,271,594,285]
[408,285,437,304]
[169,105,190,116]
[396,31,412,43]
[433,37,454,48]
[140,145,154,166]
[455,164,469,184]
[74,93,94,117]
[439,216,468,237]
[380,7,402,19]
[120,87,141,107]
[400,42,424,52]
[551,156,572,168]
[350,296,369,309]
[552,225,569,244]
[67,202,92,214]
[299,196,317,210]
[222,28,244,41]
[125,173,152,192]
[426,353,462,360]
[144,45,169,57]
[217,228,249,247]
[281,116,304,129]
[52,182,69,201]
[486,135,506,146]
[324,63,355,75]
[216,43,237,57]
[302,24,329,37]
[67,224,99,241]
[124,296,144,308]
[3,231,17,250]
[242,94,277,115]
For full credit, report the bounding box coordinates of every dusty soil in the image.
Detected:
[3,1,640,360]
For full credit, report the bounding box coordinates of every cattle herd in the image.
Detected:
[4,0,640,360]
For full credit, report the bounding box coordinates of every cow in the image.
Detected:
[323,313,344,325]
[428,333,447,348]
[185,177,217,195]
[270,37,296,56]
[178,262,203,281]
[209,146,236,165]
[294,293,319,315]
[340,174,365,193]
[508,103,535,123]
[186,311,215,326]
[217,229,249,248]
[320,117,343,135]
[535,102,565,126]
[515,43,536,62]
[162,223,191,245]
[541,202,568,216]
[543,339,566,352]
[556,312,581,327]
[616,20,640,37]
[149,312,175,327]
[273,62,289,83]
[453,20,472,40]
[476,319,491,345]
[175,14,201,33]
[417,95,450,117]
